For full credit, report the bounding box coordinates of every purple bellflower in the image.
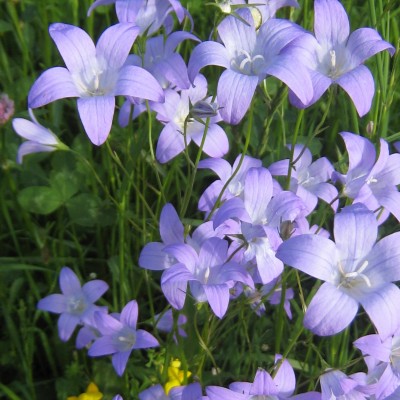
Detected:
[119,31,199,126]
[289,0,395,116]
[88,0,187,36]
[354,329,400,399]
[276,203,400,338]
[153,74,229,163]
[333,132,400,223]
[12,109,68,164]
[213,166,306,284]
[269,144,338,214]
[28,23,164,145]
[161,237,254,318]
[188,8,313,124]
[319,369,373,400]
[207,355,321,400]
[37,266,109,342]
[198,155,262,213]
[139,202,225,272]
[88,300,159,376]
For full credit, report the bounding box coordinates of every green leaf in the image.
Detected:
[49,169,79,202]
[17,186,63,215]
[66,193,115,227]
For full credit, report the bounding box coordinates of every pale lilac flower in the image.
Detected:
[88,0,188,36]
[37,266,109,341]
[153,74,228,163]
[28,23,164,145]
[12,109,68,164]
[198,155,262,213]
[161,237,254,318]
[354,329,400,399]
[139,203,225,272]
[213,167,306,284]
[269,144,338,214]
[88,300,159,376]
[289,0,395,116]
[320,370,373,400]
[119,31,199,126]
[188,8,312,124]
[333,132,400,223]
[207,356,321,400]
[276,203,400,338]
[0,93,14,124]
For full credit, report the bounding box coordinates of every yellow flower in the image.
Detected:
[67,382,103,400]
[164,359,191,395]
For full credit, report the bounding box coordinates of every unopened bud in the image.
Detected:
[366,120,374,136]
[190,100,219,119]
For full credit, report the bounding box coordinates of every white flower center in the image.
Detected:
[232,49,265,76]
[67,295,87,315]
[114,327,137,352]
[72,60,118,97]
[338,260,371,289]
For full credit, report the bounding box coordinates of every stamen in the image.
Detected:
[330,50,336,69]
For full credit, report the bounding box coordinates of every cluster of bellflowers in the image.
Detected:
[18,0,400,398]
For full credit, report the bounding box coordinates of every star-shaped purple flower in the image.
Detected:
[88,300,159,376]
[289,0,395,116]
[37,266,109,342]
[276,203,400,338]
[188,8,312,124]
[28,23,164,145]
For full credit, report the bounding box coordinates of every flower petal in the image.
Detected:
[115,65,164,102]
[360,283,400,339]
[17,142,56,164]
[112,350,131,376]
[60,267,81,295]
[77,96,115,145]
[156,123,185,163]
[336,65,375,117]
[37,294,67,313]
[314,0,350,46]
[28,67,79,108]
[160,203,184,244]
[188,41,230,83]
[276,234,338,282]
[82,280,109,302]
[304,282,359,336]
[333,204,377,270]
[120,300,138,329]
[217,69,258,124]
[191,123,229,158]
[49,23,96,73]
[134,329,159,349]
[96,23,139,70]
[58,312,80,341]
[88,335,117,356]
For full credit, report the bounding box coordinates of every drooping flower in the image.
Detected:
[37,267,109,342]
[276,203,400,338]
[188,8,312,124]
[289,0,395,116]
[88,300,159,376]
[28,23,164,145]
[12,109,68,164]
